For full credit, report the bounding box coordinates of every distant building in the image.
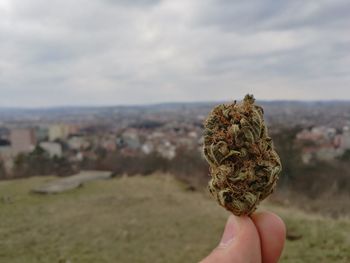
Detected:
[10,128,36,155]
[141,142,154,155]
[156,141,176,160]
[340,126,350,149]
[101,137,117,152]
[0,139,13,173]
[0,139,10,148]
[177,137,195,148]
[296,126,348,163]
[67,136,88,150]
[49,124,68,141]
[75,152,83,162]
[119,129,140,149]
[149,131,165,139]
[315,146,343,161]
[0,139,11,157]
[188,131,198,138]
[49,124,78,141]
[39,142,63,157]
[35,126,49,141]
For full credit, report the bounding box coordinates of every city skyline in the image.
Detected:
[1,0,350,107]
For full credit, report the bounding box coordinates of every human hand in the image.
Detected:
[200,212,286,263]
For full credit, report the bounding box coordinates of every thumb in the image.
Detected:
[200,215,261,263]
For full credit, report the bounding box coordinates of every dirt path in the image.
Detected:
[32,170,112,194]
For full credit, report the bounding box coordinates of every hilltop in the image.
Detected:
[1,174,349,263]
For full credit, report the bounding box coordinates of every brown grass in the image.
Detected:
[0,174,349,262]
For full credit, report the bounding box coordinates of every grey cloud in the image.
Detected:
[194,0,350,31]
[193,0,288,31]
[189,0,350,82]
[0,0,349,107]
[103,0,162,7]
[202,42,350,79]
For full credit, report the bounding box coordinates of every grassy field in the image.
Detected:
[0,174,349,263]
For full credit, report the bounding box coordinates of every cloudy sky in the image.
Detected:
[0,0,349,107]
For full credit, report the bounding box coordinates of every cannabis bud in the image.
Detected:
[203,95,282,216]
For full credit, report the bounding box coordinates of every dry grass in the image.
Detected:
[0,174,349,263]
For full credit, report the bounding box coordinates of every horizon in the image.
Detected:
[1,98,350,110]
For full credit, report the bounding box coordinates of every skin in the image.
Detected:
[200,211,286,263]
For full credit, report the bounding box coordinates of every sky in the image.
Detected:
[0,0,349,107]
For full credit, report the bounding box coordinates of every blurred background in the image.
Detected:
[0,0,349,262]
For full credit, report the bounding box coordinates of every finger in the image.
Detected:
[200,215,261,263]
[251,211,286,263]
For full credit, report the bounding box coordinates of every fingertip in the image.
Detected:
[252,211,286,263]
[202,215,262,263]
[252,211,286,239]
[218,215,241,247]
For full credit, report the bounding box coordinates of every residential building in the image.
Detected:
[39,142,63,157]
[10,128,36,155]
[49,124,78,141]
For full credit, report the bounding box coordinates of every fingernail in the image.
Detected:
[219,215,240,247]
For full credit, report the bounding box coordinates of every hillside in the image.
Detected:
[0,175,349,263]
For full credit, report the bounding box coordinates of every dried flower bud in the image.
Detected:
[203,94,282,216]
